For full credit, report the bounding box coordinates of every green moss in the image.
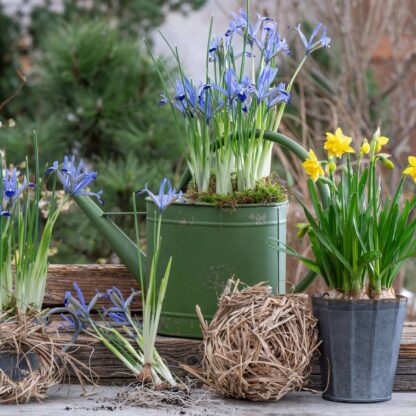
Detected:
[186,175,287,207]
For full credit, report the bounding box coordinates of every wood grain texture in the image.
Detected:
[61,326,416,389]
[44,264,139,308]
[63,334,202,385]
[44,265,416,391]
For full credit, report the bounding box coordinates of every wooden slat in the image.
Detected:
[44,265,416,390]
[44,264,139,308]
[62,334,202,385]
[59,326,416,389]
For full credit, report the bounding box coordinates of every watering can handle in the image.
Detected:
[44,307,81,352]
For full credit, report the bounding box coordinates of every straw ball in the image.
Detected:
[186,280,320,401]
[0,314,92,404]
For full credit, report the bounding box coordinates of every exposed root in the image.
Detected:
[373,287,396,300]
[115,381,192,410]
[325,287,396,300]
[0,313,95,404]
[325,289,345,299]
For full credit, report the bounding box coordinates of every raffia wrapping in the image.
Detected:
[0,314,93,404]
[185,280,320,401]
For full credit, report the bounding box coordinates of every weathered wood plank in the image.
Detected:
[60,331,416,390]
[44,265,416,391]
[63,334,202,384]
[44,264,139,308]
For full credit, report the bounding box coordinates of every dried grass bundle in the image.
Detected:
[185,280,320,401]
[0,313,93,404]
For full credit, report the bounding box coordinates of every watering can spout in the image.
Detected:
[74,195,146,281]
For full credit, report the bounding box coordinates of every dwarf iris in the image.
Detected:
[47,155,103,204]
[149,3,331,195]
[136,178,184,212]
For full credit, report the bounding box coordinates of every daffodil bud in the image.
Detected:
[296,223,310,238]
[328,161,336,172]
[380,157,394,170]
[318,176,336,187]
[360,139,370,155]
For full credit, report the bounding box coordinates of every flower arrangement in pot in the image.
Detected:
[274,127,415,402]
[0,139,100,402]
[73,3,331,338]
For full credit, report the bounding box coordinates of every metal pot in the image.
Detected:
[312,294,407,403]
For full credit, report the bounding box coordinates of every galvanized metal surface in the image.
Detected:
[146,201,288,338]
[313,296,407,403]
[1,385,416,415]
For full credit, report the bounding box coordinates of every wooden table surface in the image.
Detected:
[1,385,416,416]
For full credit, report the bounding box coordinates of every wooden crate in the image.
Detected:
[45,265,416,390]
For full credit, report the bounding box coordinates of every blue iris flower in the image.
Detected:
[1,211,11,217]
[3,168,28,200]
[294,22,331,55]
[259,22,291,63]
[226,9,272,46]
[104,287,140,325]
[136,177,184,212]
[47,156,104,204]
[160,78,217,124]
[174,80,186,101]
[213,68,239,102]
[256,65,278,102]
[209,36,221,62]
[213,69,255,107]
[63,282,103,328]
[266,82,291,109]
[198,87,214,123]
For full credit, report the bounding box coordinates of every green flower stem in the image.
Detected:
[272,55,308,133]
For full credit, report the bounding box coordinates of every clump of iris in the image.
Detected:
[153,6,331,195]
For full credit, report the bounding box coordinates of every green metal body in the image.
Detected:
[73,131,330,337]
[146,200,288,338]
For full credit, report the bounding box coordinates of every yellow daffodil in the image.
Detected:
[360,139,370,155]
[324,128,355,158]
[303,149,324,182]
[404,156,416,182]
[376,136,389,152]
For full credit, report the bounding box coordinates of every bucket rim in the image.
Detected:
[145,198,289,209]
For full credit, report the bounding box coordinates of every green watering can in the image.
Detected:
[74,131,329,337]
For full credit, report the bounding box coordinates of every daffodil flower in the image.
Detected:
[360,139,370,155]
[376,136,389,153]
[324,128,355,158]
[302,149,324,182]
[404,156,416,182]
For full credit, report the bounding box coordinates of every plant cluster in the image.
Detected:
[65,178,181,388]
[151,6,330,196]
[276,128,416,299]
[0,143,101,315]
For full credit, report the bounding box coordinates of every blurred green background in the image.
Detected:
[0,0,204,263]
